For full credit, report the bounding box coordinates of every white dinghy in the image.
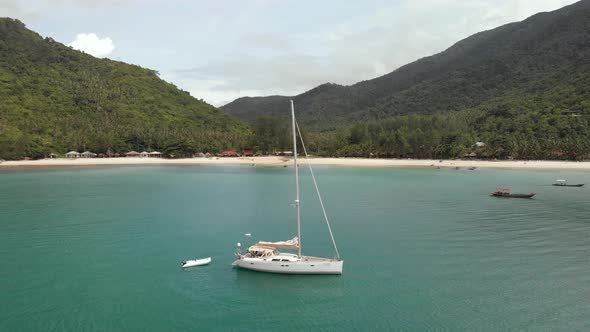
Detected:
[181,257,211,268]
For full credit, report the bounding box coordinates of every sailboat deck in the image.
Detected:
[301,256,341,262]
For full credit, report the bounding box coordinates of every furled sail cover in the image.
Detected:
[257,237,299,250]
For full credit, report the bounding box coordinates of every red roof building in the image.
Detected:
[221,150,239,157]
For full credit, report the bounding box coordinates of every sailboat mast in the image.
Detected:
[291,100,302,258]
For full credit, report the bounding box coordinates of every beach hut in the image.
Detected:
[275,151,293,156]
[81,151,97,158]
[464,152,477,159]
[48,153,58,159]
[66,151,81,158]
[149,151,162,158]
[242,149,254,157]
[195,152,206,158]
[140,151,149,158]
[126,151,140,158]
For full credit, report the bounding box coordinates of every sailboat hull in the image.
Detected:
[233,256,343,275]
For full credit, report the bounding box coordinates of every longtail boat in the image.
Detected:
[491,188,535,198]
[552,179,584,187]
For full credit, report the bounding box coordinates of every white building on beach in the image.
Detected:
[65,151,80,158]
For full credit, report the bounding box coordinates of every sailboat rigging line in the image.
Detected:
[295,119,341,261]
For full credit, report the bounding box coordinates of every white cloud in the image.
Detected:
[68,33,115,57]
[0,0,40,21]
[0,0,131,21]
[239,33,291,51]
[161,73,291,107]
[46,0,132,7]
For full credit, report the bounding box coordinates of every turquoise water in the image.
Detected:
[2,165,590,331]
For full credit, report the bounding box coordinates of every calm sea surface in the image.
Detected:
[1,165,590,331]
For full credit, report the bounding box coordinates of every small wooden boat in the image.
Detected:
[552,179,584,187]
[491,188,535,198]
[181,257,211,268]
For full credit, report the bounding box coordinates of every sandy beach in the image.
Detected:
[2,156,590,170]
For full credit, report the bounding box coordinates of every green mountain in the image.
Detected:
[0,18,249,160]
[221,0,590,128]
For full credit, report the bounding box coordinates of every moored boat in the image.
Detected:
[552,179,584,187]
[181,257,211,268]
[491,188,535,198]
[232,100,343,275]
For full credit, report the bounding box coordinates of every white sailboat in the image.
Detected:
[232,100,343,275]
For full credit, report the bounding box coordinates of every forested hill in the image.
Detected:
[221,0,590,127]
[0,18,249,160]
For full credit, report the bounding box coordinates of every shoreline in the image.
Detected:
[2,157,590,170]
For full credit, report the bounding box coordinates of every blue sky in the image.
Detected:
[1,0,578,105]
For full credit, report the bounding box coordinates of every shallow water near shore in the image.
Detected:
[2,166,590,331]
